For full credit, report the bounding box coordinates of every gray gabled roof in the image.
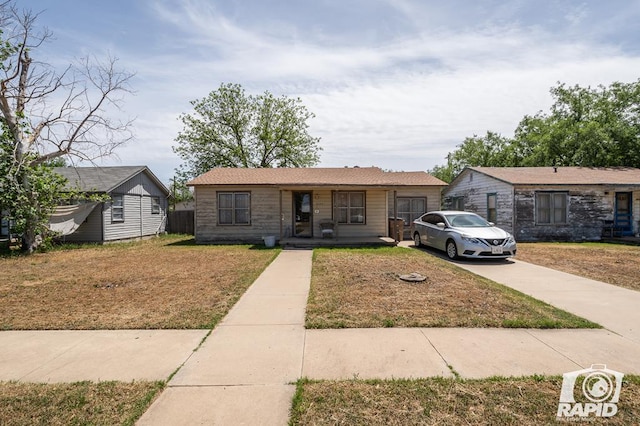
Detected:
[54,166,169,195]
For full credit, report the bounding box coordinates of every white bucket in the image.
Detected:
[263,235,276,248]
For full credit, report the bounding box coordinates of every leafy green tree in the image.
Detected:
[514,81,640,167]
[0,3,133,252]
[429,131,513,182]
[174,83,321,179]
[431,80,640,182]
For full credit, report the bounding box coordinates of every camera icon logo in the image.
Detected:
[557,364,624,419]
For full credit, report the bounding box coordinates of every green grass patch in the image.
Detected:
[290,376,640,425]
[307,247,599,329]
[0,380,164,426]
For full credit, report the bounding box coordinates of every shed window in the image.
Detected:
[397,197,426,226]
[536,192,567,224]
[218,192,250,225]
[487,193,497,223]
[334,191,365,224]
[112,195,124,222]
[151,197,161,215]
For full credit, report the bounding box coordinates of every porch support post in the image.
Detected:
[279,189,283,240]
[393,190,398,242]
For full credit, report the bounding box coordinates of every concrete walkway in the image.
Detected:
[453,257,640,344]
[137,249,312,425]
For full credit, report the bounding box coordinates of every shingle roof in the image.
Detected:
[54,166,169,194]
[188,167,447,187]
[468,166,640,185]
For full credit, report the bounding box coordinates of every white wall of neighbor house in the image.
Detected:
[102,173,168,241]
[443,170,515,234]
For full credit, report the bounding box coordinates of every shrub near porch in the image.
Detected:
[306,247,598,329]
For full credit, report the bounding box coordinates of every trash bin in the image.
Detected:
[263,235,276,248]
[388,218,404,241]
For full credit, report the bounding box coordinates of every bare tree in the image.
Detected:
[0,2,134,252]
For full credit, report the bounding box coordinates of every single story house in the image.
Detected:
[50,166,170,243]
[187,167,447,244]
[443,166,640,241]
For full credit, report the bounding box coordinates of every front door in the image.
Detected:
[615,192,633,236]
[294,192,312,237]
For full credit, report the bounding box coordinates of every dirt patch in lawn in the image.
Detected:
[0,235,279,329]
[0,380,163,426]
[517,243,640,292]
[306,247,597,329]
[290,376,640,425]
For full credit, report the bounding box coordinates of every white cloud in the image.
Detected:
[24,0,640,183]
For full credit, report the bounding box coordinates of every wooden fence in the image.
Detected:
[167,210,194,235]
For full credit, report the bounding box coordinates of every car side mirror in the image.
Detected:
[488,222,495,226]
[436,222,446,229]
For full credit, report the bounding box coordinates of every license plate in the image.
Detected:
[491,246,503,254]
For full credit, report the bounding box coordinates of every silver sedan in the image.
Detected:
[413,211,517,259]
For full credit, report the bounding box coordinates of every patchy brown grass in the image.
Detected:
[517,243,640,292]
[306,247,598,329]
[290,376,640,425]
[0,235,279,330]
[0,380,163,426]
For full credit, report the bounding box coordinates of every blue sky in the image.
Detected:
[26,0,640,184]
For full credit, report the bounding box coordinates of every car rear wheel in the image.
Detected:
[446,239,458,260]
[413,233,422,247]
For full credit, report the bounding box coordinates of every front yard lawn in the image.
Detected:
[306,247,598,329]
[517,242,640,292]
[0,235,279,329]
[290,376,640,425]
[0,380,163,426]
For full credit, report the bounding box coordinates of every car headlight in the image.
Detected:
[461,235,481,244]
[505,235,515,244]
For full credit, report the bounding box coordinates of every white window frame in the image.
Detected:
[487,193,497,223]
[334,191,366,224]
[536,192,568,225]
[217,192,251,226]
[151,196,161,215]
[112,194,124,222]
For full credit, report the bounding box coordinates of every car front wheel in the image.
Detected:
[413,233,422,247]
[446,239,458,260]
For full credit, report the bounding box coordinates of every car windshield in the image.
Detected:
[444,214,490,228]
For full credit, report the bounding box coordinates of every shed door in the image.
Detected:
[615,192,633,236]
[293,192,312,237]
